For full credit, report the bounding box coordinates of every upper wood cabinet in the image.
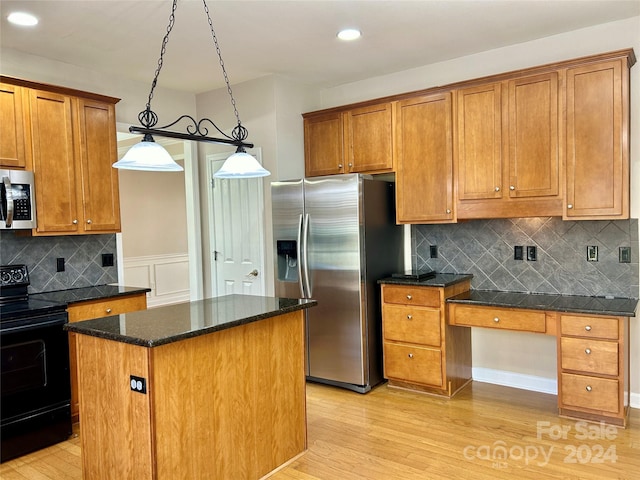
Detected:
[455,72,561,219]
[304,111,345,176]
[343,102,394,174]
[304,102,394,177]
[29,89,80,234]
[396,93,454,223]
[2,76,123,235]
[0,83,29,169]
[564,58,630,219]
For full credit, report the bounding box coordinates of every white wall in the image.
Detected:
[316,16,640,404]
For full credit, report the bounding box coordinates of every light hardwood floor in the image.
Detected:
[2,381,639,479]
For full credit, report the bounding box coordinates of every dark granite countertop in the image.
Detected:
[64,294,318,347]
[378,273,473,288]
[30,284,151,306]
[447,290,638,317]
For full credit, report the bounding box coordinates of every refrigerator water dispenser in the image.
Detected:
[276,240,298,282]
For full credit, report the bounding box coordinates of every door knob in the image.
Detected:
[246,269,259,277]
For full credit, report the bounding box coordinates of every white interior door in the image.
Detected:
[207,151,266,297]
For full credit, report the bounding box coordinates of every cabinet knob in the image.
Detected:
[585,385,592,392]
[567,204,573,209]
[585,325,592,331]
[495,186,500,192]
[446,209,451,214]
[86,219,92,224]
[406,294,412,300]
[493,317,500,323]
[509,185,515,191]
[585,348,591,355]
[407,314,413,320]
[72,219,78,224]
[348,163,353,167]
[408,353,414,359]
[106,308,112,314]
[338,164,343,169]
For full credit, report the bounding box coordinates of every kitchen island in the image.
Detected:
[65,294,317,480]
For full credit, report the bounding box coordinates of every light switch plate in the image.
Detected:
[587,245,598,262]
[619,246,631,263]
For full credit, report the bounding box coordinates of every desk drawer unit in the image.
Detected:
[557,313,628,427]
[381,281,472,397]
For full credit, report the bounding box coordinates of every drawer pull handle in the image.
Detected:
[585,348,591,355]
[408,353,414,359]
[585,325,592,331]
[585,385,592,392]
[493,317,500,323]
[106,308,112,314]
[406,295,412,300]
[407,314,413,320]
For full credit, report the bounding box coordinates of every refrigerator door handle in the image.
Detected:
[302,213,311,298]
[296,213,305,297]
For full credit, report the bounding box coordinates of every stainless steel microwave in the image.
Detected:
[1,169,37,230]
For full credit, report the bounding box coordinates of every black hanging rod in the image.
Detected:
[129,126,254,148]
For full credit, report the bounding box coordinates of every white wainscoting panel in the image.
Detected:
[124,254,190,307]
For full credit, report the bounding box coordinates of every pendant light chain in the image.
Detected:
[202,0,248,142]
[141,0,178,129]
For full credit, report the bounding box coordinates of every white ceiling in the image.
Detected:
[1,1,639,94]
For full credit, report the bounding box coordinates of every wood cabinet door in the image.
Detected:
[0,83,28,168]
[304,112,345,177]
[76,98,121,232]
[508,72,559,198]
[565,59,629,219]
[29,89,80,234]
[456,82,503,200]
[344,102,394,173]
[396,92,454,223]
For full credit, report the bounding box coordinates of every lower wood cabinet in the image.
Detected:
[557,314,630,427]
[381,281,471,396]
[67,293,147,422]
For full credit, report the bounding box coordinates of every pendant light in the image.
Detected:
[115,0,270,178]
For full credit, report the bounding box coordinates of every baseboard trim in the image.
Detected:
[472,367,557,395]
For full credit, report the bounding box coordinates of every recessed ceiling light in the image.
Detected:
[7,12,38,27]
[337,28,361,41]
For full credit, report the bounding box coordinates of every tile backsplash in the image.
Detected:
[413,217,639,299]
[0,231,118,293]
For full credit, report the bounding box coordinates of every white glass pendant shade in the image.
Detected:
[114,139,184,172]
[213,151,270,179]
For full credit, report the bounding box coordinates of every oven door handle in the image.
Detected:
[2,175,14,227]
[1,315,67,334]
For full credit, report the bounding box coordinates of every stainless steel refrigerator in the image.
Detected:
[272,174,403,393]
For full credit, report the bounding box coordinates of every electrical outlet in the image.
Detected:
[514,246,524,260]
[130,375,147,394]
[56,258,65,272]
[526,246,537,261]
[619,246,631,263]
[430,245,438,258]
[587,246,598,262]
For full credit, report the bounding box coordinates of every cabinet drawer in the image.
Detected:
[67,293,147,322]
[450,305,546,333]
[384,342,442,387]
[560,337,619,376]
[560,373,619,414]
[383,304,441,347]
[560,315,619,340]
[383,286,440,307]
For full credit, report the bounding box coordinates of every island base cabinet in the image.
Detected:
[76,311,306,480]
